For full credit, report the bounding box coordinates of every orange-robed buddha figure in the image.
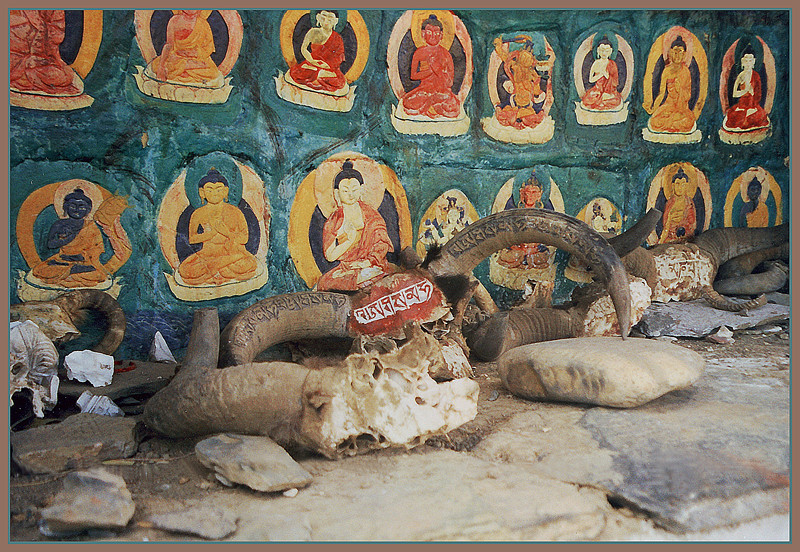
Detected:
[648,35,696,133]
[10,10,82,96]
[177,168,257,286]
[288,10,347,92]
[150,10,223,86]
[316,161,395,291]
[660,167,697,244]
[399,14,460,119]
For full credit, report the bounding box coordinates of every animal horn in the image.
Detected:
[702,286,768,313]
[426,209,631,338]
[716,242,789,280]
[691,223,789,270]
[607,208,662,258]
[713,260,788,296]
[54,290,126,355]
[219,291,353,367]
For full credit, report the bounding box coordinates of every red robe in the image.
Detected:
[289,32,346,92]
[316,201,394,291]
[581,59,622,110]
[400,44,460,118]
[725,71,769,130]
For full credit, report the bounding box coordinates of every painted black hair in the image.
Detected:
[199,168,229,188]
[333,160,364,189]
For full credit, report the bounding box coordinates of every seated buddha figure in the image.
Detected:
[660,167,697,244]
[177,169,257,286]
[497,179,552,270]
[739,176,769,228]
[316,161,395,291]
[10,10,82,96]
[148,10,223,87]
[287,10,347,92]
[494,36,549,129]
[399,14,460,119]
[723,51,770,131]
[648,36,696,133]
[32,188,109,288]
[580,41,622,111]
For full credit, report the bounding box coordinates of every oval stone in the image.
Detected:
[498,337,704,408]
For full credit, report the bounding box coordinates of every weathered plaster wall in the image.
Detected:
[9,10,789,358]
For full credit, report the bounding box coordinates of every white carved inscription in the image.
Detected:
[353,279,434,325]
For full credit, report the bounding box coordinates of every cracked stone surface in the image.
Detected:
[636,300,789,338]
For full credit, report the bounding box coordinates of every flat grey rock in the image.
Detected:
[499,337,704,407]
[58,360,176,400]
[637,300,789,338]
[11,413,138,474]
[149,505,238,540]
[39,468,135,537]
[195,434,313,493]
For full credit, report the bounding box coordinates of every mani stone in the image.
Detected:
[498,337,704,408]
[11,413,138,474]
[64,350,115,387]
[195,434,313,493]
[39,468,135,537]
[149,505,238,540]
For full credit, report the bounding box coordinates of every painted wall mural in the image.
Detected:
[719,35,775,145]
[488,169,565,290]
[387,10,473,136]
[573,31,633,126]
[156,153,270,301]
[15,179,131,301]
[642,26,708,144]
[482,32,555,143]
[416,189,480,258]
[724,167,782,228]
[288,152,412,291]
[564,197,623,283]
[275,10,369,112]
[646,162,712,245]
[10,10,101,111]
[133,10,243,104]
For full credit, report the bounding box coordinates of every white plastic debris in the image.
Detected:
[65,350,115,387]
[149,331,176,363]
[76,392,125,417]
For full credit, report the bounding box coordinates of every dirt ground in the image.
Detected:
[8,321,791,542]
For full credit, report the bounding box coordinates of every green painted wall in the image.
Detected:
[9,10,789,357]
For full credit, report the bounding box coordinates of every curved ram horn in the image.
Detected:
[426,208,631,338]
[691,223,789,270]
[143,308,308,440]
[713,260,789,296]
[465,307,579,362]
[702,286,768,313]
[54,290,126,355]
[219,291,353,367]
[607,208,662,257]
[716,242,789,280]
[621,247,658,291]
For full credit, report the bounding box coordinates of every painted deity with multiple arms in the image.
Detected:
[177,169,257,286]
[493,35,550,129]
[316,161,395,292]
[288,10,346,92]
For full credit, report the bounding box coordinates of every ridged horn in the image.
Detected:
[713,260,789,296]
[716,242,790,280]
[219,291,353,367]
[702,286,768,313]
[465,308,579,362]
[143,308,308,441]
[427,209,631,338]
[54,290,126,355]
[691,223,789,270]
[608,208,662,258]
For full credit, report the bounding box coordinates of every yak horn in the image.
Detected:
[713,260,789,296]
[692,223,789,270]
[702,286,768,313]
[716,242,789,280]
[219,292,352,367]
[608,208,662,258]
[54,290,126,355]
[426,208,631,338]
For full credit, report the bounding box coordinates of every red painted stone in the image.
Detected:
[348,273,449,336]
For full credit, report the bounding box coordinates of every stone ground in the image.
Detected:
[9,319,791,542]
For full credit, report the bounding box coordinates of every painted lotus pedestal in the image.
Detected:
[157,153,270,301]
[15,179,131,302]
[718,36,775,145]
[723,167,782,229]
[288,151,413,292]
[10,10,101,111]
[488,170,565,291]
[482,32,555,144]
[573,31,633,126]
[387,10,473,137]
[275,10,369,113]
[642,26,707,144]
[133,10,242,104]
